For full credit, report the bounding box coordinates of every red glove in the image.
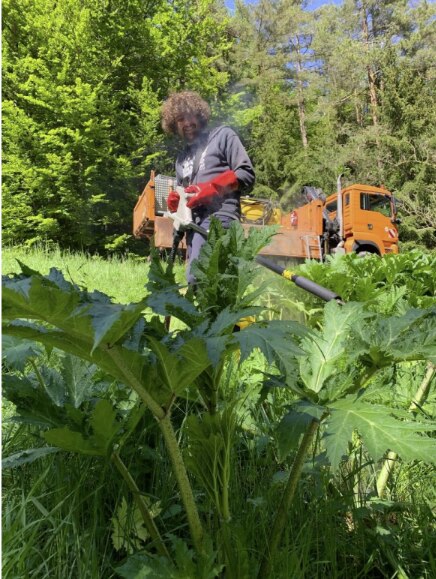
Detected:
[186,170,239,209]
[167,189,180,213]
[186,182,218,209]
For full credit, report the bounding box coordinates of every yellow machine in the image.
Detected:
[240,198,282,226]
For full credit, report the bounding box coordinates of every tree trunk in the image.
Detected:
[295,41,309,149]
[361,3,379,129]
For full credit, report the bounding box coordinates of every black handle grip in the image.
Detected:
[291,275,342,303]
[256,256,343,303]
[168,229,185,264]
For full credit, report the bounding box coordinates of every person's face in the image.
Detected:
[175,113,201,143]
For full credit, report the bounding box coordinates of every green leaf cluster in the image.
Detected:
[2,0,231,251]
[275,299,436,471]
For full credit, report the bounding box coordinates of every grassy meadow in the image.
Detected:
[2,245,187,303]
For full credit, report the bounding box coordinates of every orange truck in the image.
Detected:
[133,173,400,260]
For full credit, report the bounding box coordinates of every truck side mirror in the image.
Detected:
[391,217,402,224]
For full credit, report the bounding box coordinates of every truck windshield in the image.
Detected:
[325,200,337,214]
[360,193,391,217]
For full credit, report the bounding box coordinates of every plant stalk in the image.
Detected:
[257,418,319,579]
[106,347,166,419]
[377,362,435,498]
[408,362,435,413]
[111,451,171,560]
[376,450,398,498]
[106,348,204,553]
[159,413,205,554]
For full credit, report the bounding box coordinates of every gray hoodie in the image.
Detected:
[175,126,255,220]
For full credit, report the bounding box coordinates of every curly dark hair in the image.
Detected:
[161,90,211,135]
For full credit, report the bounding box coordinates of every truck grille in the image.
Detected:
[155,174,176,214]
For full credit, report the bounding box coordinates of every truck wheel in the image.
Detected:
[357,250,379,258]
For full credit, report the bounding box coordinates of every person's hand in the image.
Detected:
[185,182,218,209]
[167,189,180,212]
[185,170,239,209]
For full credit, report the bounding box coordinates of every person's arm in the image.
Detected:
[185,128,255,208]
[223,128,255,194]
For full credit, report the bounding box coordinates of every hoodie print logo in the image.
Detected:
[182,155,194,181]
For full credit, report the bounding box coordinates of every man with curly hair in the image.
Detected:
[161,90,255,283]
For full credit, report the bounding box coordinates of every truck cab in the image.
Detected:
[324,184,399,256]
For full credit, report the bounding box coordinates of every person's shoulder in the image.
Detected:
[208,125,239,141]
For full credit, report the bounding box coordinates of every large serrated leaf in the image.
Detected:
[299,302,367,397]
[86,300,147,352]
[3,317,154,411]
[2,335,44,371]
[3,273,81,324]
[324,396,436,471]
[276,401,325,461]
[146,288,202,328]
[354,307,436,365]
[38,366,66,406]
[234,320,308,376]
[190,220,277,318]
[206,306,263,337]
[147,337,211,394]
[3,268,147,359]
[43,400,120,456]
[2,447,59,469]
[44,427,104,456]
[2,373,67,427]
[62,354,100,408]
[200,335,230,367]
[91,399,120,448]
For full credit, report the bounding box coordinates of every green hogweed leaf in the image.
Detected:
[276,401,326,460]
[147,337,211,394]
[44,427,104,456]
[298,302,367,396]
[2,447,60,469]
[146,288,203,328]
[234,320,307,374]
[62,354,101,408]
[91,399,120,448]
[191,220,277,317]
[44,400,121,456]
[3,267,147,353]
[324,396,436,471]
[353,307,436,365]
[3,373,68,428]
[2,335,44,371]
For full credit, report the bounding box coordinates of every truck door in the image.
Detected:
[354,192,398,254]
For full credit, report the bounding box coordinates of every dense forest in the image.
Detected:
[3,0,435,252]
